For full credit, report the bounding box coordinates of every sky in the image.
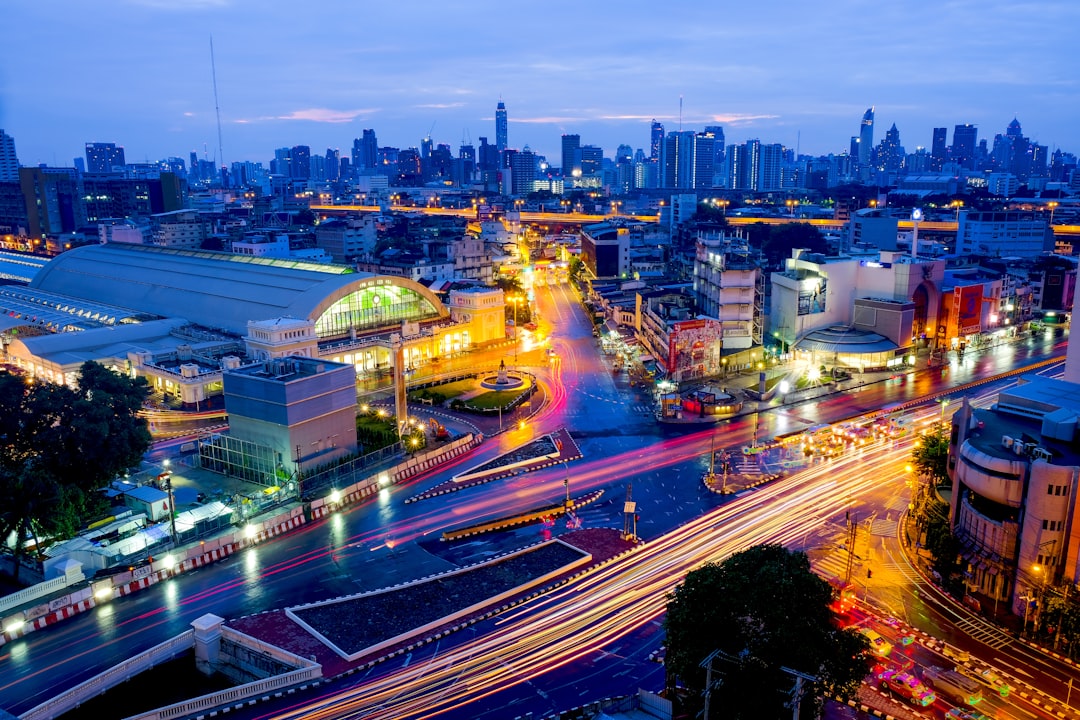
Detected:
[3,0,1079,170]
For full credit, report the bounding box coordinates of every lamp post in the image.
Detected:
[162,459,178,546]
[938,397,951,431]
[508,295,525,362]
[786,198,797,216]
[717,199,729,216]
[1049,201,1059,225]
[951,199,964,223]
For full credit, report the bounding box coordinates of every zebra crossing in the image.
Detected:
[953,616,1013,649]
[869,518,897,538]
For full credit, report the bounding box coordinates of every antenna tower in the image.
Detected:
[679,96,683,132]
[210,35,225,174]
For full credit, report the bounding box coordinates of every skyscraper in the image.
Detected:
[0,130,18,182]
[352,129,378,173]
[650,120,664,160]
[495,101,508,155]
[930,128,948,171]
[662,131,714,189]
[561,134,581,177]
[290,145,311,179]
[85,142,126,173]
[580,145,603,176]
[951,124,978,169]
[326,148,340,181]
[703,125,725,179]
[858,108,874,177]
[727,139,782,191]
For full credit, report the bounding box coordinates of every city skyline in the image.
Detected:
[3,0,1079,168]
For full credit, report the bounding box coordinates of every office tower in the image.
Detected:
[930,128,947,171]
[858,108,874,178]
[457,142,475,185]
[508,146,536,194]
[189,151,200,183]
[951,124,977,169]
[351,129,378,173]
[0,129,18,182]
[290,145,311,179]
[561,134,581,176]
[86,142,126,173]
[326,148,340,181]
[580,145,603,176]
[495,101,508,155]
[273,147,291,176]
[650,120,664,160]
[879,123,903,172]
[19,167,86,236]
[704,125,725,174]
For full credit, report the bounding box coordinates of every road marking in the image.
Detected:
[954,617,1012,649]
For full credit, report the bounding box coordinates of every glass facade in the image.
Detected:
[314,284,439,339]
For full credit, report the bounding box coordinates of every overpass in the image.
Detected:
[310,205,1080,238]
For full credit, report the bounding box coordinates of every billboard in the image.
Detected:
[666,319,723,380]
[958,284,982,336]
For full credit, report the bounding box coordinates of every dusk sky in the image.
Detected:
[3,0,1078,169]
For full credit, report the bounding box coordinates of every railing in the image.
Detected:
[0,571,83,616]
[19,631,196,720]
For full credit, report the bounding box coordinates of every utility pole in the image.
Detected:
[844,511,857,586]
[623,483,637,541]
[781,666,817,720]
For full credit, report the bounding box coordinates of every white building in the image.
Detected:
[691,233,762,349]
[957,211,1054,259]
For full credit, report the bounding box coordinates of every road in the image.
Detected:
[0,282,1072,719]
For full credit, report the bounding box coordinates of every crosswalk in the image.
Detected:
[953,616,1013,649]
[869,518,897,538]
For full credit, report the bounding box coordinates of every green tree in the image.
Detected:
[664,545,869,719]
[0,363,151,579]
[761,223,829,269]
[495,277,532,325]
[567,256,584,284]
[912,429,950,484]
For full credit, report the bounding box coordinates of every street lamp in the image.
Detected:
[951,199,965,223]
[786,198,797,216]
[507,295,526,361]
[717,199,729,215]
[1049,201,1059,225]
[938,397,951,432]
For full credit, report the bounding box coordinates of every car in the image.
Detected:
[941,643,971,663]
[960,666,1012,697]
[859,628,893,658]
[946,709,992,720]
[877,668,937,707]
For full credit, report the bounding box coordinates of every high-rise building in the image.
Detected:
[326,148,340,181]
[19,167,86,236]
[877,123,903,172]
[858,108,874,179]
[727,139,782,191]
[660,131,716,190]
[650,120,664,160]
[508,146,536,195]
[930,127,948,171]
[290,145,311,179]
[352,129,378,173]
[703,125,725,179]
[86,142,126,174]
[495,101,508,155]
[561,134,581,177]
[0,129,18,182]
[273,147,291,176]
[580,145,603,176]
[951,124,978,169]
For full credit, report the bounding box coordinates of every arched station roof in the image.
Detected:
[29,244,447,337]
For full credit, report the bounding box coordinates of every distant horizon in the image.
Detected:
[3,0,1078,168]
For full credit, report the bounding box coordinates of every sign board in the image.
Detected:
[133,565,152,580]
[49,595,72,612]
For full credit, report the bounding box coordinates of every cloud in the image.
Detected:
[707,113,781,125]
[277,108,374,123]
[415,102,466,109]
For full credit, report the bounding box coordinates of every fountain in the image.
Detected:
[480,359,525,390]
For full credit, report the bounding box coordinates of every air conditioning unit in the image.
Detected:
[1002,435,1014,449]
[1013,442,1026,456]
[1032,447,1053,462]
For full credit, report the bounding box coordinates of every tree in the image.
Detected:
[495,277,532,325]
[664,545,870,719]
[761,223,829,269]
[912,429,950,485]
[0,363,151,579]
